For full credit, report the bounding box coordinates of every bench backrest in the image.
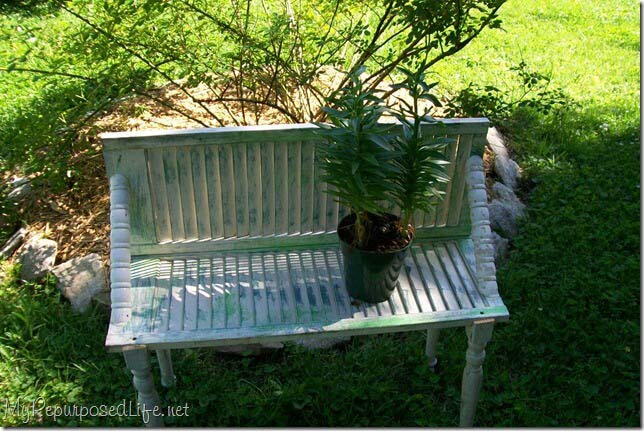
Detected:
[102,119,489,256]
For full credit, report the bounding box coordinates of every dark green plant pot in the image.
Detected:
[339,233,412,304]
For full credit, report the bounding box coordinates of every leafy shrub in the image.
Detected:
[0,0,59,14]
[0,69,152,191]
[445,61,573,125]
[16,0,507,126]
[1,0,507,194]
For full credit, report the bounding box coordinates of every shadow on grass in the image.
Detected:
[484,103,640,426]
[0,269,451,426]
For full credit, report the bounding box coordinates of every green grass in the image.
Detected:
[0,2,70,108]
[0,0,639,427]
[433,0,639,105]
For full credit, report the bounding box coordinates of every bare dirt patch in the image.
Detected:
[15,142,111,264]
[15,82,297,265]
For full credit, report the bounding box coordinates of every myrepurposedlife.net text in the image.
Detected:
[3,397,189,424]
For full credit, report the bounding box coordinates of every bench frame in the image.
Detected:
[104,120,508,427]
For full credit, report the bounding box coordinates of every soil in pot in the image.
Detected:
[337,212,413,251]
[337,212,414,303]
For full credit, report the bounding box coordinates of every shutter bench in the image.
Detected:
[101,119,509,427]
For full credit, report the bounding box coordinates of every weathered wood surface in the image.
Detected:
[103,120,489,248]
[156,349,176,388]
[105,151,156,244]
[101,119,490,147]
[460,320,495,427]
[123,348,163,427]
[425,328,441,370]
[108,174,133,334]
[106,239,508,351]
[129,224,471,256]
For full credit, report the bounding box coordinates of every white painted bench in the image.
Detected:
[101,119,509,427]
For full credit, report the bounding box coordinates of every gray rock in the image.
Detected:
[10,177,29,187]
[491,182,525,209]
[93,289,111,307]
[295,335,351,350]
[495,158,521,191]
[486,127,508,158]
[18,235,57,281]
[7,180,32,201]
[487,127,521,190]
[0,228,27,259]
[488,199,526,239]
[491,231,509,266]
[52,253,107,313]
[488,181,526,239]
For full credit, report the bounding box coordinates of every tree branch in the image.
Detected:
[0,66,92,80]
[54,0,227,126]
[198,96,300,123]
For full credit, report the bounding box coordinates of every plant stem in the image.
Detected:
[401,210,412,237]
[355,211,367,248]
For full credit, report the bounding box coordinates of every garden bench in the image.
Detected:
[101,119,509,427]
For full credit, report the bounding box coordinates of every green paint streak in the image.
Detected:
[310,309,323,323]
[213,295,226,321]
[224,293,237,327]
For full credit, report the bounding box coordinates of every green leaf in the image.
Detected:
[420,93,442,107]
[322,107,349,119]
[363,153,379,166]
[351,161,359,175]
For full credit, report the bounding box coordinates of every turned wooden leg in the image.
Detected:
[156,349,176,388]
[459,320,494,427]
[425,328,440,372]
[123,348,164,427]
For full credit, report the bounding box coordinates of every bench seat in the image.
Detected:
[106,238,508,351]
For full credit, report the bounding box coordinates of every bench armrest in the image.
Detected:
[466,156,500,301]
[109,174,132,330]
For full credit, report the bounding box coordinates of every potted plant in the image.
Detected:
[316,65,451,303]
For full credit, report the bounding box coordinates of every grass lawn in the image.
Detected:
[0,0,639,426]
